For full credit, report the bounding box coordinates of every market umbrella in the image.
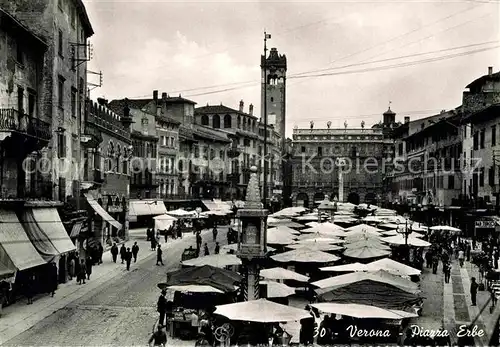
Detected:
[295,236,344,244]
[286,243,343,252]
[181,254,242,268]
[381,230,399,236]
[320,262,368,272]
[271,249,340,263]
[166,208,197,218]
[268,218,304,229]
[344,232,382,242]
[312,270,420,294]
[222,243,276,253]
[315,222,345,230]
[430,225,461,232]
[295,214,323,222]
[365,258,421,276]
[301,226,345,237]
[214,298,311,322]
[382,235,431,247]
[270,207,307,218]
[344,240,390,251]
[345,224,383,234]
[343,246,391,260]
[162,265,242,292]
[164,284,224,293]
[267,231,297,245]
[267,225,301,236]
[260,267,310,282]
[310,303,418,319]
[379,223,400,230]
[305,222,320,228]
[362,216,387,224]
[261,280,296,298]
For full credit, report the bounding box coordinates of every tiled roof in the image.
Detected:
[194,125,231,143]
[195,105,239,114]
[108,99,153,116]
[165,96,196,105]
[156,115,181,125]
[466,71,500,89]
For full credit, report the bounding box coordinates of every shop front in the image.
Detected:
[474,218,499,242]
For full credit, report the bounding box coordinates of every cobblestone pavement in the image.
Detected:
[3,228,227,346]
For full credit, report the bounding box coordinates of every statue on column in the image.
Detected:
[344,120,348,131]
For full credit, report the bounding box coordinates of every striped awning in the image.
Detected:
[129,200,167,217]
[85,194,122,230]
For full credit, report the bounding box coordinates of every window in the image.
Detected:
[71,6,76,27]
[489,167,495,186]
[473,132,479,150]
[122,159,128,175]
[301,146,306,153]
[213,115,220,128]
[480,167,485,187]
[17,87,24,114]
[224,115,232,128]
[16,42,23,65]
[71,88,77,117]
[270,97,274,102]
[194,146,199,158]
[463,126,467,139]
[480,129,485,149]
[58,30,64,57]
[219,150,225,160]
[398,143,403,156]
[318,147,323,156]
[28,92,36,117]
[448,175,455,189]
[170,137,174,147]
[210,149,215,160]
[58,132,66,158]
[58,76,65,108]
[72,134,78,159]
[493,125,497,146]
[201,115,209,125]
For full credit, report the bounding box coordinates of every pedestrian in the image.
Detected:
[151,235,157,251]
[196,232,202,256]
[78,259,86,284]
[125,248,132,270]
[212,226,218,242]
[49,262,58,297]
[86,256,93,280]
[472,237,476,250]
[157,289,167,327]
[214,242,220,255]
[120,244,126,263]
[204,243,209,256]
[470,277,478,306]
[466,242,471,261]
[458,249,465,267]
[132,242,139,262]
[425,250,432,268]
[156,244,164,266]
[444,262,451,284]
[490,286,498,312]
[155,231,160,247]
[111,243,119,263]
[432,255,439,274]
[25,273,35,305]
[146,228,151,242]
[68,255,76,280]
[97,242,104,265]
[148,325,167,347]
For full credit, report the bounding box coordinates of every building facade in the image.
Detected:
[156,113,181,199]
[290,115,394,207]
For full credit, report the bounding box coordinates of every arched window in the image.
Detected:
[243,118,247,130]
[213,115,220,128]
[224,114,232,128]
[201,115,209,125]
[115,197,120,206]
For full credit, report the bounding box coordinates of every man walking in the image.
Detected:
[444,262,451,284]
[156,244,164,266]
[111,243,118,263]
[212,226,218,242]
[120,244,126,264]
[125,247,132,271]
[196,231,202,256]
[470,277,479,306]
[214,242,220,255]
[157,290,167,327]
[458,249,465,267]
[132,242,139,262]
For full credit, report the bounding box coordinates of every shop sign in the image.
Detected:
[475,220,495,228]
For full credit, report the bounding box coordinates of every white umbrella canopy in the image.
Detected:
[270,207,307,218]
[166,208,197,217]
[221,243,276,253]
[295,214,323,222]
[365,258,421,276]
[383,235,431,247]
[381,230,399,237]
[312,270,420,294]
[214,298,311,323]
[154,214,178,221]
[430,225,461,232]
[320,222,345,230]
[346,224,383,234]
[268,225,301,236]
[286,243,344,252]
[343,246,391,260]
[379,223,400,230]
[168,284,224,293]
[301,226,345,237]
[261,280,296,298]
[271,249,340,263]
[311,303,418,319]
[297,233,344,243]
[357,203,378,210]
[306,222,320,228]
[345,240,391,251]
[344,231,382,241]
[362,216,387,223]
[260,267,310,282]
[181,254,242,268]
[320,262,368,272]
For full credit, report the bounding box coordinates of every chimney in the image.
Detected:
[153,90,158,103]
[404,116,410,124]
[249,104,253,116]
[239,100,244,112]
[488,66,493,76]
[162,92,168,100]
[97,97,107,106]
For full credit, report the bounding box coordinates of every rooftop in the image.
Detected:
[466,70,500,89]
[108,99,152,115]
[195,104,257,119]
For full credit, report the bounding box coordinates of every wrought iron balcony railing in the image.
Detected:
[0,108,51,142]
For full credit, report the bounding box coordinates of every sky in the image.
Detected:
[84,0,500,137]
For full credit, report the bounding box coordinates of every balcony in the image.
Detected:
[0,108,51,142]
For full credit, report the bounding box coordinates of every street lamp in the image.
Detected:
[396,216,413,263]
[318,194,336,223]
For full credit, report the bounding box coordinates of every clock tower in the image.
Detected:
[261,47,287,148]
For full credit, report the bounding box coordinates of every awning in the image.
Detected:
[70,222,83,238]
[20,208,59,260]
[31,208,76,254]
[0,209,46,271]
[85,194,122,230]
[129,200,167,217]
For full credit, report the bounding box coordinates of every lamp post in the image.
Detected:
[396,216,413,264]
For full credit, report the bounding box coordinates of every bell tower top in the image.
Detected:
[261,48,287,70]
